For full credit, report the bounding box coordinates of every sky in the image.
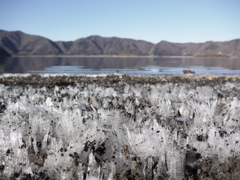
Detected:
[0,0,239,43]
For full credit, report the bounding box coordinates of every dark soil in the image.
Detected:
[0,74,240,88]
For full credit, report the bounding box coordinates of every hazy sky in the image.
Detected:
[0,0,239,43]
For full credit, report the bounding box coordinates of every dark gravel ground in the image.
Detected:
[0,74,240,88]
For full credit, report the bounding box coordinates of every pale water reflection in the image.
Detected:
[1,56,240,75]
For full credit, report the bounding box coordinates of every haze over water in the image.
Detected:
[1,57,240,75]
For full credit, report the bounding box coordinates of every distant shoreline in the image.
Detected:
[9,55,236,58]
[11,55,154,58]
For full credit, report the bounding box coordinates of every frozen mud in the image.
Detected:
[0,74,240,179]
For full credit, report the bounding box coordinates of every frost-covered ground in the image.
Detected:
[0,74,240,179]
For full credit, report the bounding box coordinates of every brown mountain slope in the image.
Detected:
[0,30,62,55]
[56,35,153,55]
[0,30,239,57]
[0,47,11,57]
[151,39,240,57]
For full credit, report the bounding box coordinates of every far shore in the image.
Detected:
[9,55,238,58]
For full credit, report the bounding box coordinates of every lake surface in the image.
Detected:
[1,56,240,75]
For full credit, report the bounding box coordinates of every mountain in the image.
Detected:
[0,30,153,56]
[0,30,62,55]
[0,47,11,57]
[151,39,240,57]
[0,30,240,57]
[56,35,153,55]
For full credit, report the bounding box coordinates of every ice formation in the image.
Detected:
[0,74,240,179]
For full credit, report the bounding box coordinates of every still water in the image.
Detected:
[1,56,240,75]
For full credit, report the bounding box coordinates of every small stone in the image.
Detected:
[183,70,195,74]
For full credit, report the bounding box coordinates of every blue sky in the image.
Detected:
[0,0,239,43]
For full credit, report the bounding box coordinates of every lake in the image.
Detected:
[1,56,240,75]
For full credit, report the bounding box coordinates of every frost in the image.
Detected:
[0,75,240,179]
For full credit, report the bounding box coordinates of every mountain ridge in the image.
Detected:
[0,30,240,57]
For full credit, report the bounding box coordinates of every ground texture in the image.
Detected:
[0,74,240,179]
